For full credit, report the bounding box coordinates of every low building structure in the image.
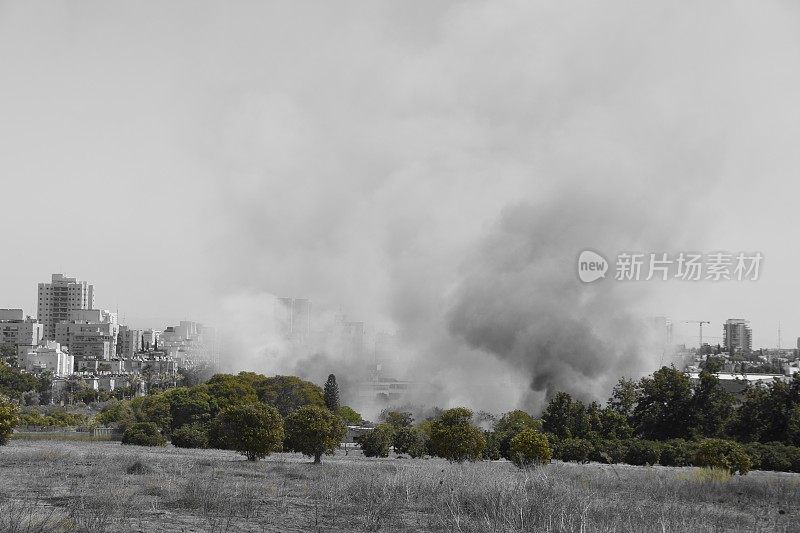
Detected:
[20,341,73,377]
[0,309,44,357]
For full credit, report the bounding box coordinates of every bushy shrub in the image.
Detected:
[589,439,628,464]
[624,439,660,466]
[429,408,486,462]
[121,422,166,447]
[0,394,20,445]
[508,429,551,468]
[393,426,429,458]
[695,438,751,475]
[209,403,284,461]
[659,439,695,467]
[558,438,593,463]
[170,423,209,449]
[746,442,800,473]
[357,424,394,458]
[96,399,135,430]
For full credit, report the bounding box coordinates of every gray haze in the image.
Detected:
[2,1,800,412]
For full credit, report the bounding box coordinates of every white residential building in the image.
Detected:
[55,309,119,360]
[117,325,142,358]
[159,321,217,365]
[0,309,44,357]
[37,274,95,340]
[21,341,73,377]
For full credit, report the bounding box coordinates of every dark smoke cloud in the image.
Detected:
[446,197,669,405]
[200,0,796,415]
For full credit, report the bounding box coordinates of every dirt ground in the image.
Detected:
[0,439,798,532]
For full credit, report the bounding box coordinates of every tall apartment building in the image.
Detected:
[342,321,365,361]
[37,274,95,340]
[0,309,44,357]
[117,325,143,358]
[276,297,311,341]
[55,309,118,361]
[141,329,159,351]
[723,318,752,353]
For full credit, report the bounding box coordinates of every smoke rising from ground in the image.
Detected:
[199,0,799,414]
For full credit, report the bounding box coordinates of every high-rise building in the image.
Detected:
[0,309,44,357]
[342,321,365,361]
[723,319,752,353]
[117,325,142,358]
[37,274,95,340]
[275,297,311,341]
[141,329,158,351]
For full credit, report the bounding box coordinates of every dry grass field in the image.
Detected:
[0,439,798,533]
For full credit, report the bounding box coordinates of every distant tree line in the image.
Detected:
[3,361,800,475]
[356,367,800,474]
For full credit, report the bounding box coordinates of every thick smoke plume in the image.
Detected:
[201,1,795,415]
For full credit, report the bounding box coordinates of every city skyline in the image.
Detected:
[3,1,800,410]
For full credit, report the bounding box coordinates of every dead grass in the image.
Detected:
[0,439,797,532]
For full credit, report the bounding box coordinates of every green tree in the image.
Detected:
[624,439,661,466]
[541,392,589,439]
[0,394,20,445]
[121,422,166,446]
[0,362,38,400]
[659,439,696,467]
[336,405,362,425]
[598,407,633,439]
[357,423,394,457]
[255,376,325,417]
[700,355,726,373]
[96,399,136,430]
[392,425,428,458]
[632,367,693,440]
[380,409,413,429]
[131,394,173,434]
[607,377,640,417]
[493,410,541,460]
[508,429,551,468]
[429,407,486,462]
[0,345,16,366]
[689,371,735,438]
[205,374,259,411]
[162,386,218,432]
[284,404,346,464]
[729,383,771,442]
[210,403,284,460]
[170,423,209,449]
[557,438,593,463]
[728,374,800,444]
[787,405,800,447]
[324,374,340,412]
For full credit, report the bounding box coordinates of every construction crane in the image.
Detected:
[682,320,710,348]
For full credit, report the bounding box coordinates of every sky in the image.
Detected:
[2,1,800,409]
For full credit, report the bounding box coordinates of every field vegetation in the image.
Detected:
[0,439,798,533]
